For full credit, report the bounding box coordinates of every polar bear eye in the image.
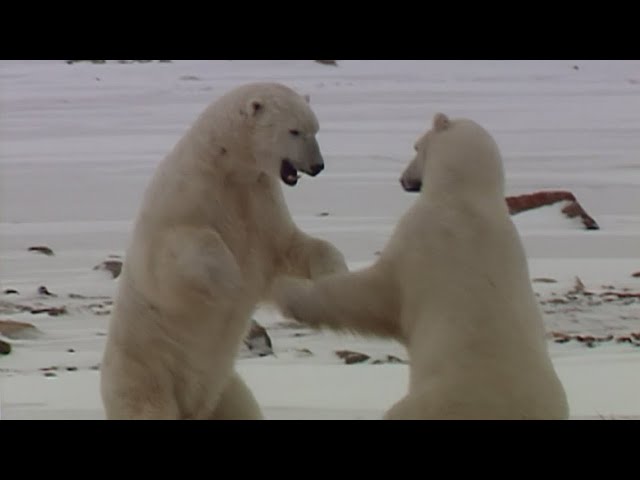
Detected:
[289,129,300,137]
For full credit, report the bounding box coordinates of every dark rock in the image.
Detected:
[30,306,67,316]
[38,286,56,297]
[0,339,11,355]
[335,350,370,365]
[28,245,54,256]
[294,348,313,357]
[93,259,123,279]
[243,319,273,357]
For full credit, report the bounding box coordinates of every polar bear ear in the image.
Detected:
[433,112,451,132]
[247,99,264,117]
[303,94,311,104]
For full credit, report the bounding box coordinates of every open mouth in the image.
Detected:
[280,159,301,186]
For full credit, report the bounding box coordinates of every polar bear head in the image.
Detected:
[234,83,325,187]
[399,113,505,199]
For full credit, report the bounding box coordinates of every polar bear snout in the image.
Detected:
[279,135,326,185]
[291,158,324,177]
[299,137,325,177]
[308,162,324,176]
[400,151,424,193]
[291,153,325,177]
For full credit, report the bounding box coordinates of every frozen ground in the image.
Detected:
[1,60,639,420]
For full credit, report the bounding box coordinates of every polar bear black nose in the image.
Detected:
[400,177,422,192]
[309,163,324,176]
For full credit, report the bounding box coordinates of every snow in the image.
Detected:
[1,60,639,419]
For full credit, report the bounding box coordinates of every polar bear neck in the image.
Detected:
[421,164,507,212]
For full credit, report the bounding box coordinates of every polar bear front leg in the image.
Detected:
[284,229,348,280]
[158,226,243,302]
[272,266,403,341]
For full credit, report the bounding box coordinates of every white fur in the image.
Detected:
[100,83,348,420]
[273,113,570,420]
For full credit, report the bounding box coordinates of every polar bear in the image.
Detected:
[272,113,570,420]
[100,83,348,420]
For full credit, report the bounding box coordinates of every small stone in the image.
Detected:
[385,355,407,364]
[93,260,123,279]
[28,245,54,256]
[38,285,56,296]
[68,293,87,299]
[243,319,273,357]
[294,348,313,357]
[0,340,11,355]
[335,350,370,365]
[30,306,67,316]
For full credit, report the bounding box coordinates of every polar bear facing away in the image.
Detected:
[273,113,570,420]
[100,83,348,419]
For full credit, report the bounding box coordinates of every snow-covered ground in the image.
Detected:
[1,60,639,420]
